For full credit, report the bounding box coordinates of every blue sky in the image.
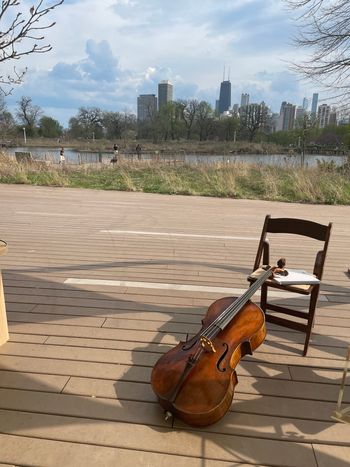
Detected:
[4,0,317,126]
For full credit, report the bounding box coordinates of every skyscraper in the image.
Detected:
[279,101,296,131]
[240,93,249,107]
[311,93,319,116]
[302,97,309,111]
[158,80,173,110]
[218,80,231,114]
[329,108,337,125]
[137,94,157,121]
[295,106,305,122]
[317,104,330,128]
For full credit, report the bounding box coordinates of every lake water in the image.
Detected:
[6,146,349,167]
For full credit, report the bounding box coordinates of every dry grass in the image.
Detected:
[1,152,350,204]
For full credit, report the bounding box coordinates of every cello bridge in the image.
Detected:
[200,336,216,353]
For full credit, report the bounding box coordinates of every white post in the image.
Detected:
[23,127,27,144]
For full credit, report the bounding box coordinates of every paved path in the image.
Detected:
[0,184,349,466]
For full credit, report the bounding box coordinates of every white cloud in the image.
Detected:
[3,0,318,125]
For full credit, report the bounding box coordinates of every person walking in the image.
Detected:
[111,143,119,164]
[136,144,142,161]
[59,147,65,165]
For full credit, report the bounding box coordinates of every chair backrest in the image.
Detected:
[254,215,332,280]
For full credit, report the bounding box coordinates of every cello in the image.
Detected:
[151,260,287,427]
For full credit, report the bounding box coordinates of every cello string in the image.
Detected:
[214,275,266,331]
[213,268,271,333]
[203,278,266,340]
[212,269,271,331]
[203,281,262,340]
[201,268,272,340]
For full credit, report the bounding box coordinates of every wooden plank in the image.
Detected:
[0,354,292,382]
[64,377,155,402]
[313,444,350,467]
[7,311,106,328]
[257,340,349,361]
[44,335,165,353]
[8,321,184,345]
[0,355,151,383]
[175,409,350,445]
[289,366,348,385]
[0,370,69,392]
[27,302,206,316]
[64,374,350,405]
[0,410,316,467]
[102,317,200,334]
[246,352,349,369]
[12,305,203,323]
[0,433,238,467]
[9,333,48,344]
[237,375,350,403]
[0,387,166,427]
[0,342,160,367]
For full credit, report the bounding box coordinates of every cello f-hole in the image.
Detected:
[217,343,229,372]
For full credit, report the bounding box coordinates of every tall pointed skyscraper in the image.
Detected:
[218,68,231,114]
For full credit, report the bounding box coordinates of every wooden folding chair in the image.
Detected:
[250,215,332,356]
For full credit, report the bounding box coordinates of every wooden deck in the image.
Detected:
[0,184,349,467]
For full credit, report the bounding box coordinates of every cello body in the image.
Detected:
[151,295,266,427]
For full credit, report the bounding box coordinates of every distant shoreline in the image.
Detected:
[1,138,348,157]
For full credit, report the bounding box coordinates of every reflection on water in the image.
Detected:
[6,146,349,167]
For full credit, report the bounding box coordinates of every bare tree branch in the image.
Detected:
[0,0,64,95]
[287,0,350,100]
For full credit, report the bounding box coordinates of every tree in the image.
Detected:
[179,99,200,140]
[0,97,15,138]
[155,102,184,141]
[102,111,136,140]
[16,96,43,135]
[67,117,82,138]
[0,0,64,94]
[120,111,137,140]
[0,95,6,115]
[295,113,316,166]
[69,107,104,139]
[196,101,214,141]
[287,0,350,96]
[240,103,268,142]
[102,111,124,140]
[39,116,63,138]
[215,115,240,141]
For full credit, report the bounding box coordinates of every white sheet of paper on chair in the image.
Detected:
[273,269,320,285]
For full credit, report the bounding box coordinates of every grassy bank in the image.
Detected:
[8,137,286,155]
[1,153,350,204]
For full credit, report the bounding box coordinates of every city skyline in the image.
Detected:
[2,0,327,126]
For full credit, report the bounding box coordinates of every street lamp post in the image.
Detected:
[22,128,27,144]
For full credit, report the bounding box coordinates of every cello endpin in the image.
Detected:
[164,411,173,421]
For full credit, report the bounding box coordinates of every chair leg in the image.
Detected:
[303,287,319,356]
[260,284,268,313]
